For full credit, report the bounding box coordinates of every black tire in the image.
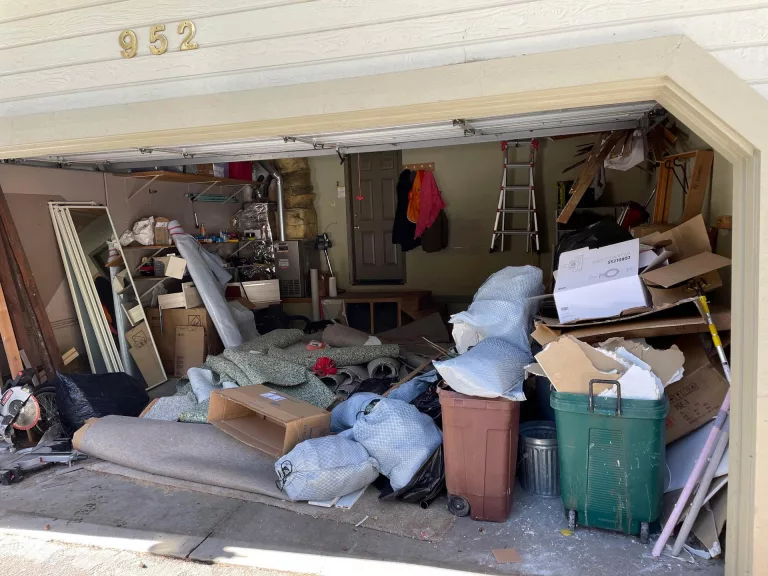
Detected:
[639,522,650,545]
[568,509,577,531]
[31,385,60,437]
[448,495,470,517]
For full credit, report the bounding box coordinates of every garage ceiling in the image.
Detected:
[14,102,658,170]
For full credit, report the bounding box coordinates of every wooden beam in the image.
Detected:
[557,130,627,224]
[0,279,22,375]
[652,161,674,224]
[0,186,62,378]
[0,229,32,357]
[681,150,714,223]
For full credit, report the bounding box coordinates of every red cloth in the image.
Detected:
[313,357,337,377]
[415,171,445,238]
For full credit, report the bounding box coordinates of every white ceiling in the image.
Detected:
[17,102,657,169]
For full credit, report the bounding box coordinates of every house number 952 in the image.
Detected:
[119,21,198,58]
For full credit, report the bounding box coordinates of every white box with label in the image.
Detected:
[553,238,650,323]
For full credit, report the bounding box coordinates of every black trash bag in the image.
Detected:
[554,217,633,271]
[55,372,150,435]
[375,445,445,508]
[411,383,442,428]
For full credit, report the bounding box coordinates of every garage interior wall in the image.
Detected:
[313,137,654,297]
[0,164,241,369]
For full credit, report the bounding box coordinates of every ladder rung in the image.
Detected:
[493,230,539,236]
[506,163,533,168]
[504,185,531,191]
[497,209,536,213]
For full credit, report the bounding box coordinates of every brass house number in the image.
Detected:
[119,21,198,58]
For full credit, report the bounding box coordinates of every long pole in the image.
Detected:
[652,291,730,557]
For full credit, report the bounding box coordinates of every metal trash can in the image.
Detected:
[517,421,560,497]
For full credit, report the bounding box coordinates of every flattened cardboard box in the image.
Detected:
[208,385,330,457]
[174,325,205,377]
[145,307,223,373]
[665,336,729,444]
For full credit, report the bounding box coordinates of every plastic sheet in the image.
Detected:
[275,436,380,502]
[169,220,242,349]
[55,372,149,434]
[377,445,445,508]
[228,301,258,341]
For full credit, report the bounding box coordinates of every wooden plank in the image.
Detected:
[0,228,32,357]
[557,131,626,224]
[0,188,60,378]
[0,277,23,375]
[652,162,674,224]
[681,150,714,223]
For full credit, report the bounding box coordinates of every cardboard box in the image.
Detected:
[665,336,729,444]
[145,307,223,373]
[125,321,153,349]
[208,385,330,457]
[129,344,166,387]
[547,215,731,325]
[165,255,187,279]
[174,326,206,377]
[554,239,650,323]
[157,283,202,310]
[122,303,144,326]
[154,217,171,245]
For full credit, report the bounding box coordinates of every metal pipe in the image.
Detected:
[273,171,286,241]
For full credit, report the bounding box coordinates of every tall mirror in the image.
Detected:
[49,203,166,388]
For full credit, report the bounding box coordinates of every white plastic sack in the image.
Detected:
[434,337,529,400]
[352,398,442,491]
[450,266,543,352]
[275,436,380,502]
[605,130,646,172]
[119,216,155,246]
[330,392,381,433]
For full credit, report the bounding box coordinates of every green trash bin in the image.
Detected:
[551,379,669,543]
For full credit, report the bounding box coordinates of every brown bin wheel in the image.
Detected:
[448,495,470,517]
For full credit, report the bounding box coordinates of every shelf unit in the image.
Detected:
[112,170,255,202]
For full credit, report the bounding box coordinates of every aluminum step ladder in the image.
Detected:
[490,139,540,253]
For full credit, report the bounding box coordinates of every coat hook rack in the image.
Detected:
[403,162,435,171]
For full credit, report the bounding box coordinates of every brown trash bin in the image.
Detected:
[438,389,521,522]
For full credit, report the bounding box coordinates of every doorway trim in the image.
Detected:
[0,36,764,575]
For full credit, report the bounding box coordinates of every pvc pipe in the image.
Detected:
[671,418,730,557]
[273,172,286,241]
[652,390,730,557]
[310,269,320,321]
[329,276,338,298]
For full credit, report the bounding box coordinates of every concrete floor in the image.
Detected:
[0,464,723,576]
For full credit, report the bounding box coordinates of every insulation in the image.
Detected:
[284,208,318,239]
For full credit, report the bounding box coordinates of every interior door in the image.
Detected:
[347,151,405,283]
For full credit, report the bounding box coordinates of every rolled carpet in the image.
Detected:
[74,416,283,498]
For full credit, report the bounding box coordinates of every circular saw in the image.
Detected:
[1,369,42,442]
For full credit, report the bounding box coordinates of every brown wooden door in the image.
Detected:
[347,151,405,283]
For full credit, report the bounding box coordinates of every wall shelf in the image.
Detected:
[112,170,253,187]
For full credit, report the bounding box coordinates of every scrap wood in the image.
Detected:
[0,186,62,378]
[383,353,441,397]
[492,548,521,563]
[557,130,628,224]
[0,276,23,374]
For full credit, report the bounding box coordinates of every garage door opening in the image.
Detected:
[0,98,733,576]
